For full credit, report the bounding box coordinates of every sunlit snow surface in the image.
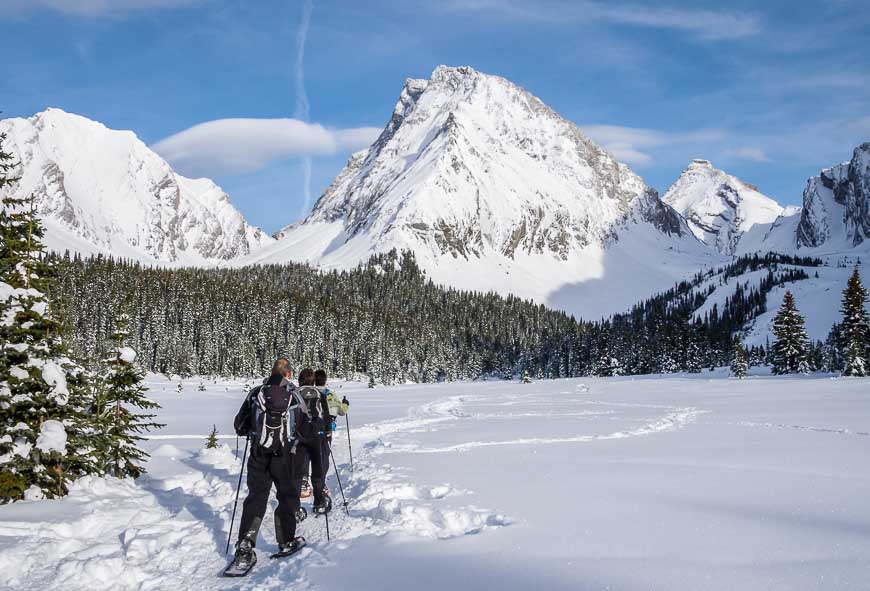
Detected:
[1,372,868,590]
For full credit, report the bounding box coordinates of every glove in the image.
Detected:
[342,396,349,406]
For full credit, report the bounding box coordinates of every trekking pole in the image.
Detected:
[324,504,331,542]
[329,445,350,516]
[225,437,249,555]
[343,399,353,472]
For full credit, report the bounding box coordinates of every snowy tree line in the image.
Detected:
[46,249,863,382]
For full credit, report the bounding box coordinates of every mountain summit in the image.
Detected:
[251,66,710,317]
[662,159,783,255]
[0,108,273,264]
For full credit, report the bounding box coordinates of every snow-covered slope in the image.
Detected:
[663,159,784,255]
[0,109,273,264]
[245,66,715,318]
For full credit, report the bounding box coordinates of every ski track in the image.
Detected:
[736,421,870,437]
[0,384,711,590]
[377,406,705,454]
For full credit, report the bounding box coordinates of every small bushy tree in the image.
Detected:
[205,425,219,449]
[730,341,748,379]
[92,313,163,478]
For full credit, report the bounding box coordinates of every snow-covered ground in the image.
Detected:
[2,372,869,590]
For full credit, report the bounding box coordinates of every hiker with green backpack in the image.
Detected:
[292,368,331,516]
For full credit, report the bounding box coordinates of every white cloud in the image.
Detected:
[152,118,381,177]
[441,1,761,40]
[580,125,726,167]
[725,147,771,163]
[7,0,201,17]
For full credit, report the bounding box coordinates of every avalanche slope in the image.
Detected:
[1,373,869,590]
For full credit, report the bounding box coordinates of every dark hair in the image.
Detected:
[298,367,315,386]
[272,357,291,376]
[314,369,327,387]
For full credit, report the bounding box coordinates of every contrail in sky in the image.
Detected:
[295,0,313,217]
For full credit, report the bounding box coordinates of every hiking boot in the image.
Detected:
[313,495,332,515]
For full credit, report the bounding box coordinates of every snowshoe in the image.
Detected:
[299,478,313,499]
[270,536,306,560]
[295,506,308,523]
[223,539,257,577]
[313,495,332,516]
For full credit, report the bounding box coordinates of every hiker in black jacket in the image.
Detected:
[293,367,331,515]
[227,357,305,574]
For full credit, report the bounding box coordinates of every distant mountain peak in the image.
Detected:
[663,159,783,255]
[0,109,273,263]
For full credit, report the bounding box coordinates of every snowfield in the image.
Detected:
[1,373,869,590]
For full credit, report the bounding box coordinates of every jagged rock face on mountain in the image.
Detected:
[0,109,273,263]
[663,159,783,255]
[796,143,870,250]
[275,65,689,261]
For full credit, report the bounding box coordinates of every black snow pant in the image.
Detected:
[293,436,326,505]
[237,446,297,547]
[321,431,335,475]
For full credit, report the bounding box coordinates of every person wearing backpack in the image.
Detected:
[225,357,305,577]
[315,369,348,475]
[293,367,331,515]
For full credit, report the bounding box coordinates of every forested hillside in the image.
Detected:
[51,251,832,382]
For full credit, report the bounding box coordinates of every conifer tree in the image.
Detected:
[730,341,748,379]
[839,268,869,377]
[0,190,96,501]
[770,291,810,375]
[205,425,219,449]
[367,374,375,389]
[521,369,532,383]
[93,313,163,478]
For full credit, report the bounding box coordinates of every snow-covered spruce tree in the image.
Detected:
[730,341,748,379]
[521,369,532,383]
[93,313,162,478]
[839,268,869,377]
[0,192,96,502]
[770,291,810,375]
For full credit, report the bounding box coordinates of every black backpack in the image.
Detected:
[295,385,326,439]
[250,382,297,454]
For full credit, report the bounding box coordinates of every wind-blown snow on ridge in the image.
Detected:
[246,65,715,318]
[0,109,273,264]
[663,159,784,255]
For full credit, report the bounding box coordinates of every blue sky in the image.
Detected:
[4,0,869,234]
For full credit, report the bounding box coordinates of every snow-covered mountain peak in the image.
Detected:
[247,65,710,319]
[663,159,783,255]
[0,109,273,264]
[300,64,691,256]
